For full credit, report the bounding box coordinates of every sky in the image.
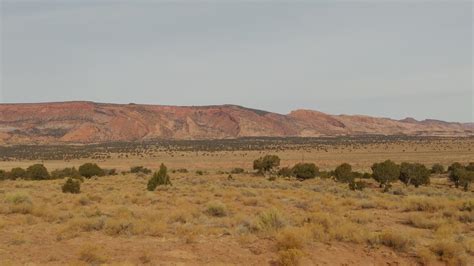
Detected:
[0,1,472,122]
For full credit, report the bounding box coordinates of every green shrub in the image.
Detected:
[431,163,445,174]
[447,162,470,189]
[130,166,152,174]
[0,170,6,180]
[8,167,26,180]
[147,164,172,191]
[78,163,105,178]
[448,166,464,188]
[253,155,280,175]
[449,168,473,191]
[334,163,354,183]
[466,162,474,171]
[230,168,245,174]
[277,167,293,177]
[399,162,430,187]
[26,164,50,180]
[371,160,400,191]
[51,167,80,179]
[62,178,81,194]
[292,163,318,180]
[448,162,463,173]
[460,170,474,191]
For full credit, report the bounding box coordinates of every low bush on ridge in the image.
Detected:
[26,164,50,180]
[292,163,319,180]
[79,163,105,178]
[371,160,400,191]
[147,164,172,191]
[62,177,81,194]
[448,162,474,191]
[8,167,27,180]
[334,163,354,183]
[253,155,280,175]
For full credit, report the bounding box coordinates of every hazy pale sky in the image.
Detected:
[0,1,472,122]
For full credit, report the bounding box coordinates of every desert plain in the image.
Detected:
[0,136,473,265]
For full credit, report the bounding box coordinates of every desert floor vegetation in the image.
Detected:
[0,137,473,265]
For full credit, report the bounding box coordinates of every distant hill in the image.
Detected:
[0,101,471,144]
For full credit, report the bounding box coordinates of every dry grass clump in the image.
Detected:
[429,239,467,265]
[464,238,474,255]
[175,223,205,244]
[104,208,137,236]
[458,200,473,212]
[2,192,33,214]
[303,223,327,242]
[277,248,303,266]
[240,188,258,197]
[304,212,333,231]
[458,211,474,224]
[78,245,107,264]
[372,197,398,210]
[358,200,376,209]
[8,234,26,246]
[433,223,462,239]
[204,202,227,217]
[403,196,446,212]
[242,198,259,206]
[295,211,374,244]
[0,219,7,230]
[70,217,105,232]
[30,204,58,222]
[379,230,415,252]
[138,219,167,237]
[276,227,310,251]
[253,208,286,233]
[416,247,438,265]
[5,192,31,204]
[104,217,135,236]
[1,192,58,222]
[77,196,92,206]
[349,212,372,224]
[168,210,193,224]
[306,212,365,243]
[57,216,105,240]
[138,251,152,264]
[329,221,368,243]
[405,213,442,229]
[102,209,167,237]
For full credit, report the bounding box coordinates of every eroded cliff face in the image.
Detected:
[0,101,471,144]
